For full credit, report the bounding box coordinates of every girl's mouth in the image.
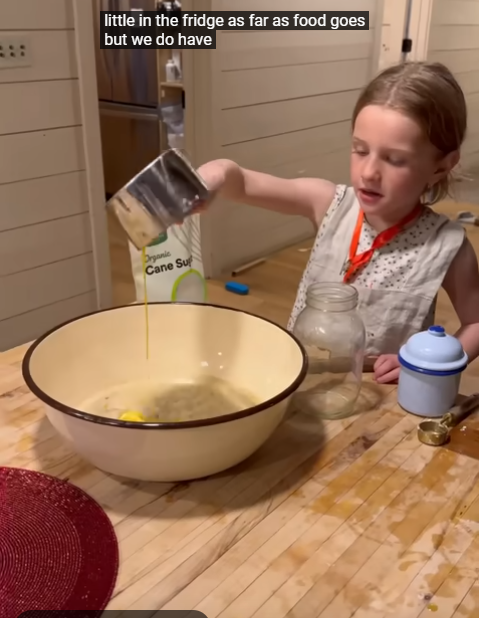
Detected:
[358,188,383,203]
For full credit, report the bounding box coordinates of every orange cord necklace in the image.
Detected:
[342,203,423,282]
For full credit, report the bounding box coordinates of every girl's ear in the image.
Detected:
[432,150,460,183]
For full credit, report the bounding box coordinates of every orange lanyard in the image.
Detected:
[342,204,423,282]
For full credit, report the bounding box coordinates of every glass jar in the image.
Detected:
[292,282,366,419]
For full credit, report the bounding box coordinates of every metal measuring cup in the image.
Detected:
[417,393,479,446]
[106,148,211,250]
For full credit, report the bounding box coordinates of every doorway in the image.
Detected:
[377,0,437,71]
[378,0,410,70]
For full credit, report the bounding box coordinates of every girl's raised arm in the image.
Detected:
[197,158,336,228]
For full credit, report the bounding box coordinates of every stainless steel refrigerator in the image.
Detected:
[93,0,162,198]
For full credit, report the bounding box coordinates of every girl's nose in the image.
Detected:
[362,157,381,181]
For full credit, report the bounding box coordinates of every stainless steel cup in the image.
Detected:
[106,148,210,250]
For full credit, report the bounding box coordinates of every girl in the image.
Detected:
[196,61,479,384]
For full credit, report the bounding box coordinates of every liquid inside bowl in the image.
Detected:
[81,375,261,423]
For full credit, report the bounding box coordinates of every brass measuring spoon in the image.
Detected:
[417,393,479,446]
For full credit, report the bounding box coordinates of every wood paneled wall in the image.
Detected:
[0,0,110,351]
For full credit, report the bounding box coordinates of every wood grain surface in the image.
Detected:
[446,408,479,463]
[2,343,479,616]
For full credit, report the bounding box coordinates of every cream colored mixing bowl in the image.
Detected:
[22,302,307,482]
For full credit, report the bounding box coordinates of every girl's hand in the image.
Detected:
[374,354,400,384]
[192,161,229,213]
[197,160,228,193]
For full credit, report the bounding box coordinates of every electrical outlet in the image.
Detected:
[0,36,31,69]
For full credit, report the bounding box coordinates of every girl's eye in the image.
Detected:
[388,157,405,166]
[353,148,367,156]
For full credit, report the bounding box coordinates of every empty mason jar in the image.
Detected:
[292,282,366,419]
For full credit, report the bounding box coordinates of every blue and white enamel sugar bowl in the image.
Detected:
[397,325,468,417]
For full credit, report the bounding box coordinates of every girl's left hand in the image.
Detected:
[374,354,400,384]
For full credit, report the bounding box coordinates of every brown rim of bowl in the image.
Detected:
[21,301,309,430]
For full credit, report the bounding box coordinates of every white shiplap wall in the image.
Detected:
[427,0,479,172]
[0,0,108,351]
[200,0,382,275]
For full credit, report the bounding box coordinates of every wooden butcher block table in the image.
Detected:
[2,342,479,617]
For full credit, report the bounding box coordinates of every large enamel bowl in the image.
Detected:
[22,303,307,482]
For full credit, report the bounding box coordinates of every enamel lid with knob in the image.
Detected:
[398,325,468,374]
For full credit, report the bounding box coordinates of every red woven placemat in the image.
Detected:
[0,467,119,618]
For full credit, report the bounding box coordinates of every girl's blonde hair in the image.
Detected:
[352,61,468,204]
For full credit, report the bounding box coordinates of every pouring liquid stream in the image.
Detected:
[141,246,149,360]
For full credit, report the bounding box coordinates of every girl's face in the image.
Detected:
[350,105,453,221]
